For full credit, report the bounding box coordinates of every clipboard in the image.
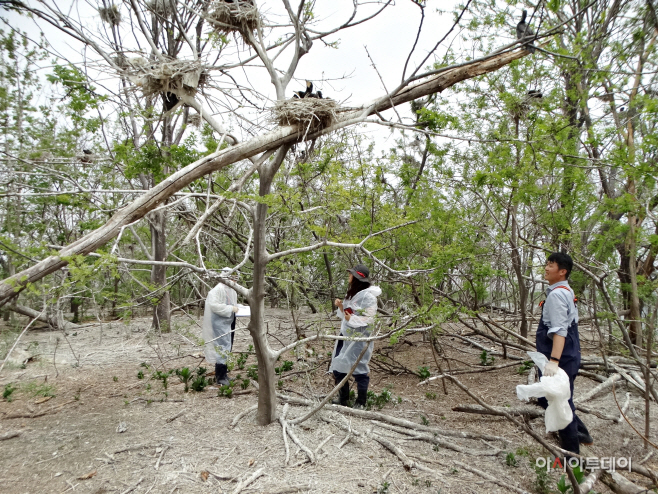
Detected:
[236,305,251,318]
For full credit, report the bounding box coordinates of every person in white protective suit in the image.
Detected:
[330,264,382,409]
[203,268,240,386]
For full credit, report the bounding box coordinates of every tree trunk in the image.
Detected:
[249,145,291,425]
[510,117,528,338]
[150,210,170,331]
[323,252,336,311]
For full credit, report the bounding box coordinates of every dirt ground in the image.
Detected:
[1,308,657,494]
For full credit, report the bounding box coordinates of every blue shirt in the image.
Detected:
[543,280,578,339]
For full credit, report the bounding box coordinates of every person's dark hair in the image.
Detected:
[547,252,573,278]
[345,277,371,300]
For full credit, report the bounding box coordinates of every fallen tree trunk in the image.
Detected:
[455,403,621,423]
[574,373,622,404]
[452,404,544,419]
[8,304,79,331]
[0,46,531,305]
[601,471,646,494]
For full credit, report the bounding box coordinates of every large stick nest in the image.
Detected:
[273,98,339,134]
[120,57,207,98]
[208,1,260,35]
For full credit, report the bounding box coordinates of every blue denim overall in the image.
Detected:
[536,287,588,454]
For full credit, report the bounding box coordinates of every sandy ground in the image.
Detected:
[0,309,657,494]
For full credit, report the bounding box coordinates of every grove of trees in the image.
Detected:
[0,0,656,469]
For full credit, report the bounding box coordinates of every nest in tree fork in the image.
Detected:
[273,98,339,134]
[123,58,206,98]
[208,1,260,35]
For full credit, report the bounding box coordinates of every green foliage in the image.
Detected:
[240,378,250,390]
[137,370,144,379]
[190,374,209,392]
[533,466,551,494]
[425,392,437,400]
[479,350,495,366]
[3,383,15,401]
[275,360,293,375]
[377,481,390,494]
[418,366,431,380]
[236,352,248,370]
[247,364,258,381]
[516,446,531,457]
[176,367,193,392]
[22,381,56,398]
[218,379,236,398]
[420,415,430,426]
[518,360,534,374]
[46,64,105,132]
[153,370,173,390]
[505,452,517,467]
[366,387,392,410]
[556,466,586,493]
[114,135,202,184]
[572,466,585,484]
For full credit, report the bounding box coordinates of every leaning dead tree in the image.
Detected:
[0,0,536,425]
[0,47,531,305]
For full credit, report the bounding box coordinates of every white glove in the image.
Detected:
[232,306,239,313]
[543,360,559,377]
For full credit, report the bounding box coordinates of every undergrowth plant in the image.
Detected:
[505,452,517,467]
[479,350,495,366]
[3,383,15,401]
[517,360,534,374]
[190,367,209,392]
[366,387,392,410]
[23,381,56,398]
[533,466,551,494]
[417,366,430,380]
[176,367,193,392]
[247,364,258,381]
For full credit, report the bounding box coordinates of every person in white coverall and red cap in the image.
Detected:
[330,264,381,409]
[203,268,240,386]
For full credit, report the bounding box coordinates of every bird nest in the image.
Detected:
[121,58,206,98]
[98,4,121,26]
[208,1,260,35]
[273,98,339,134]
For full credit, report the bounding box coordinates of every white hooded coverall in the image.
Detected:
[203,282,237,365]
[329,286,382,375]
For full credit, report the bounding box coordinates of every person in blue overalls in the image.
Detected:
[536,252,592,454]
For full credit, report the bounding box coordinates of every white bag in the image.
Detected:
[516,352,573,432]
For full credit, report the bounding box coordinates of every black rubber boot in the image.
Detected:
[215,363,230,386]
[331,382,350,406]
[354,389,368,410]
